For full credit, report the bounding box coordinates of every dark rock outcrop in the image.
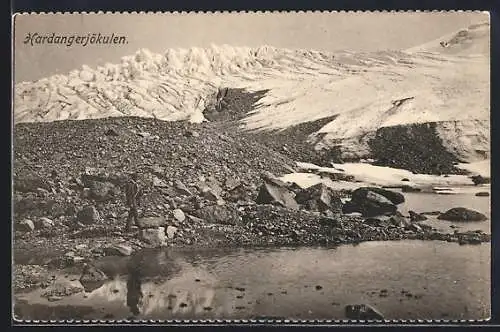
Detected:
[438,208,487,222]
[368,123,466,175]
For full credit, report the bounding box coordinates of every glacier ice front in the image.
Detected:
[14,23,490,163]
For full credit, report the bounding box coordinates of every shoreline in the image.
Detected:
[14,210,491,293]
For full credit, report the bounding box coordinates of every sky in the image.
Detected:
[13,11,488,83]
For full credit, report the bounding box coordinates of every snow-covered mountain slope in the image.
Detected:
[14,22,490,163]
[406,21,490,55]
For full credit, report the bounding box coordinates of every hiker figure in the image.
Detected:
[125,173,142,231]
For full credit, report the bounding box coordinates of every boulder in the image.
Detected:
[140,227,166,246]
[193,205,242,225]
[409,223,423,233]
[224,177,242,191]
[475,192,490,197]
[343,191,397,218]
[76,205,100,224]
[137,216,167,229]
[35,217,54,229]
[471,175,490,186]
[345,304,384,320]
[226,184,253,203]
[409,211,427,222]
[88,181,120,201]
[295,183,342,212]
[18,219,35,232]
[205,177,224,197]
[365,191,394,206]
[166,225,178,239]
[352,187,405,205]
[152,176,168,188]
[172,209,186,222]
[201,187,221,201]
[103,244,133,256]
[286,182,304,195]
[256,178,299,210]
[390,212,410,228]
[438,208,487,222]
[174,180,192,196]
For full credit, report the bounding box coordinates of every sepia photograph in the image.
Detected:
[12,11,490,321]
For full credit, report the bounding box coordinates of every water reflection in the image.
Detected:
[15,241,490,320]
[126,263,143,316]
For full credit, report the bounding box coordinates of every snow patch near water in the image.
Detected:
[280,162,489,193]
[457,160,491,177]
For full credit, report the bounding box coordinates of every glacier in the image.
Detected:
[14,22,490,164]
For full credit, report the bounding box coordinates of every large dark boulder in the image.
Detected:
[438,208,487,222]
[343,189,398,217]
[256,177,299,210]
[471,175,490,186]
[76,205,100,224]
[295,183,342,212]
[352,187,405,205]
